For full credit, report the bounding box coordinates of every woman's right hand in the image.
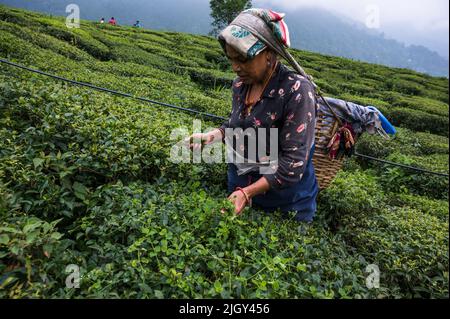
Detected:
[184,132,214,151]
[185,129,223,150]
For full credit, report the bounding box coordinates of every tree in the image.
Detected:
[209,0,252,36]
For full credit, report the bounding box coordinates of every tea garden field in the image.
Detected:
[0,5,448,298]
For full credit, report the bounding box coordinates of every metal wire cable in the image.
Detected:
[0,58,227,122]
[354,152,449,177]
[1,57,448,178]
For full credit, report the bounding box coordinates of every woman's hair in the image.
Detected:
[269,49,278,59]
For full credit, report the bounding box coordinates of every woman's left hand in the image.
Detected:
[227,190,249,215]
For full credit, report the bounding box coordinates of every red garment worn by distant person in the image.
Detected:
[109,18,116,25]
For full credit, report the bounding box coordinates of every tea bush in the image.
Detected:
[356,127,449,158]
[0,5,448,299]
[69,181,376,298]
[317,170,385,229]
[377,153,448,200]
[388,78,424,96]
[385,107,449,137]
[318,171,448,298]
[386,193,449,221]
[339,207,448,298]
[0,213,68,298]
[391,95,449,117]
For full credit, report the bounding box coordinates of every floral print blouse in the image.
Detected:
[220,62,317,190]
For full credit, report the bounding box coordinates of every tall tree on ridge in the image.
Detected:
[209,0,252,36]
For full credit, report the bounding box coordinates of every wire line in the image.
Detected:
[1,58,448,178]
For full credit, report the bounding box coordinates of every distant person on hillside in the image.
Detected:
[133,20,142,28]
[108,17,116,26]
[100,17,105,24]
[186,9,319,222]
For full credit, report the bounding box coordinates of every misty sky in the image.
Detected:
[255,0,449,58]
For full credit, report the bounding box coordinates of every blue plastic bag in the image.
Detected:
[367,106,397,135]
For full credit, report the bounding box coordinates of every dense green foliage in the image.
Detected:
[0,6,448,298]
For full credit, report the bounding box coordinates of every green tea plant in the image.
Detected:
[0,4,448,299]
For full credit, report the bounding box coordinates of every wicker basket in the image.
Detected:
[312,102,358,190]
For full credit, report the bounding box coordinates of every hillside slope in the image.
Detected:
[0,5,448,298]
[1,0,448,77]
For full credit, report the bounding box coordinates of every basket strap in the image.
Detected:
[317,92,343,126]
[279,48,343,126]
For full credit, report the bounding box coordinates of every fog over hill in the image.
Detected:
[1,0,448,77]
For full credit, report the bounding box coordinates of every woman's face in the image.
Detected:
[225,44,271,85]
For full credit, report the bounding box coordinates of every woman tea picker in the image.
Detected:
[186,9,319,222]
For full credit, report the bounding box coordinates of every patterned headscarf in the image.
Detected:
[218,8,291,59]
